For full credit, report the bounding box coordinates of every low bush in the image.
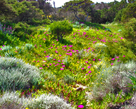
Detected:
[0,57,41,92]
[122,18,136,43]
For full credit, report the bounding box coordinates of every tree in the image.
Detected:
[59,0,94,22]
[0,0,18,22]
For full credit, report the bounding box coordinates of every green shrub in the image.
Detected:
[13,22,30,39]
[49,19,73,42]
[0,57,41,92]
[122,18,136,42]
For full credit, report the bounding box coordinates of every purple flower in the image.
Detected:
[88,71,91,73]
[78,105,84,108]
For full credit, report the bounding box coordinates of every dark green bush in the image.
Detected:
[122,18,136,42]
[28,18,51,26]
[13,22,32,39]
[49,19,73,42]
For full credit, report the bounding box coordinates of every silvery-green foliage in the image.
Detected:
[76,49,84,59]
[0,91,75,109]
[89,60,135,101]
[84,26,89,31]
[0,91,25,109]
[75,21,79,25]
[63,74,75,84]
[5,51,15,57]
[0,57,41,91]
[42,71,56,82]
[24,43,34,51]
[47,56,53,61]
[93,43,107,53]
[111,59,136,77]
[63,56,70,67]
[1,45,12,52]
[23,93,75,109]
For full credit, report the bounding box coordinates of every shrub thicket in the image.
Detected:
[122,18,136,43]
[49,19,73,42]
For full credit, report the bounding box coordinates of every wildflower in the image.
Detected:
[78,105,84,108]
[44,51,46,53]
[53,59,56,61]
[116,56,119,58]
[43,38,46,40]
[86,73,88,75]
[39,67,42,69]
[0,48,2,50]
[93,59,95,61]
[59,55,61,56]
[117,60,120,62]
[111,58,115,60]
[111,63,113,65]
[82,68,84,70]
[88,71,91,73]
[123,55,125,57]
[88,66,91,69]
[60,68,64,70]
[85,61,88,63]
[62,65,65,67]
[98,59,101,61]
[58,60,61,62]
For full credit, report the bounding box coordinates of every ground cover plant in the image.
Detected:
[0,19,136,109]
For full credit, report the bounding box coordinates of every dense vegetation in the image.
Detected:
[0,0,136,109]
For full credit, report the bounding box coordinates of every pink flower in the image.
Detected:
[112,58,115,60]
[88,71,91,73]
[123,55,125,57]
[82,68,84,70]
[59,55,61,56]
[56,39,58,41]
[93,59,95,61]
[0,48,2,50]
[58,60,61,62]
[55,51,58,53]
[39,45,41,47]
[83,32,86,35]
[111,63,113,65]
[39,67,42,69]
[121,37,123,39]
[117,60,120,62]
[98,59,101,61]
[62,65,65,67]
[78,105,84,108]
[52,44,55,46]
[53,59,56,61]
[116,56,119,58]
[44,51,46,53]
[37,60,39,62]
[88,66,91,69]
[56,48,57,49]
[85,61,88,63]
[64,45,67,47]
[60,68,64,70]
[53,63,55,64]
[49,64,52,66]
[43,38,46,40]
[86,73,88,75]
[69,45,73,47]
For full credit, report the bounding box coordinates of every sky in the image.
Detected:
[46,0,122,8]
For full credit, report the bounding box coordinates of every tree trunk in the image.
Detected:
[85,12,88,22]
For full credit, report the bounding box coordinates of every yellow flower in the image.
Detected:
[25,108,29,109]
